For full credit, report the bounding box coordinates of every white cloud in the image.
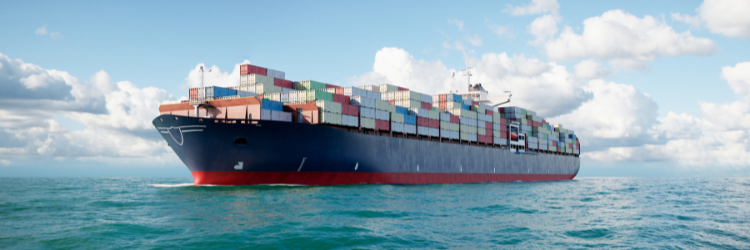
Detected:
[467,34,483,46]
[448,19,464,30]
[505,0,559,16]
[0,52,180,164]
[529,14,559,44]
[671,12,702,28]
[721,61,750,97]
[574,60,609,79]
[544,10,715,70]
[35,25,48,35]
[699,0,750,38]
[183,60,248,89]
[0,159,9,166]
[349,47,590,118]
[554,79,659,150]
[35,25,63,40]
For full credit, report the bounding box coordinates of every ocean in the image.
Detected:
[1,177,749,249]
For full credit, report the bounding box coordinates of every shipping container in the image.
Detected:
[295,80,327,91]
[375,110,390,121]
[361,117,376,129]
[391,121,404,133]
[240,64,267,75]
[392,113,405,123]
[404,124,417,134]
[242,74,275,87]
[379,84,400,93]
[315,100,342,114]
[350,96,376,108]
[320,111,342,125]
[360,107,376,119]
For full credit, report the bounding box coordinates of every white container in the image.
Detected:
[470,134,477,142]
[358,85,380,93]
[494,137,504,145]
[243,74,275,86]
[404,124,417,134]
[430,128,439,137]
[280,92,289,103]
[391,121,404,133]
[360,107,376,119]
[478,121,485,129]
[375,110,390,121]
[395,100,421,108]
[350,96,376,109]
[382,92,396,101]
[266,68,285,79]
[280,111,292,122]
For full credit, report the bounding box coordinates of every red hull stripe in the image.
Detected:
[191,171,576,186]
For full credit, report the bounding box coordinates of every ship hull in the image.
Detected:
[153,115,579,185]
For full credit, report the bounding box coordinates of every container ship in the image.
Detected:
[154,64,580,185]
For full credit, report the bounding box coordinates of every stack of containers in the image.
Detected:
[315,100,342,125]
[335,92,357,128]
[346,87,378,130]
[411,108,430,137]
[439,112,460,139]
[493,113,508,145]
[358,85,380,93]
[477,110,493,144]
[374,100,392,132]
[427,109,440,137]
[260,99,286,121]
[451,109,478,142]
[432,93,463,110]
[394,90,431,110]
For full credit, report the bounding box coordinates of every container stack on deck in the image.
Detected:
[180,63,580,155]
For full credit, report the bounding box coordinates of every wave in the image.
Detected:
[149,183,194,188]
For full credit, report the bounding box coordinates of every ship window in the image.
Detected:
[234,138,248,146]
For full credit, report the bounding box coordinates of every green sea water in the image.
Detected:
[1,177,749,249]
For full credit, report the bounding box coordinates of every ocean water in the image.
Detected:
[1,177,749,249]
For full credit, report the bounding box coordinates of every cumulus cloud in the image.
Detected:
[0,52,179,164]
[348,47,590,117]
[699,0,750,38]
[505,0,559,16]
[721,61,750,97]
[544,10,715,70]
[583,61,750,169]
[529,14,560,44]
[182,60,248,89]
[574,60,609,79]
[467,34,483,46]
[553,79,659,150]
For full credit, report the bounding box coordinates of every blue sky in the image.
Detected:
[2,0,750,177]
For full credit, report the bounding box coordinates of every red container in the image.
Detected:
[450,115,459,124]
[472,101,479,106]
[417,117,428,126]
[332,94,340,103]
[498,107,505,113]
[421,102,431,109]
[500,132,507,138]
[440,94,446,102]
[342,95,350,105]
[398,87,409,91]
[240,64,267,75]
[189,88,198,99]
[485,110,494,116]
[487,136,493,144]
[280,79,293,89]
[486,122,491,128]
[376,120,390,131]
[335,88,344,95]
[429,119,438,128]
[478,135,484,143]
[326,84,339,89]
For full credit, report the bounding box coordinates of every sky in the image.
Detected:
[1,0,750,177]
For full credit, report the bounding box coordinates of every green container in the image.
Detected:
[295,80,327,90]
[307,90,333,102]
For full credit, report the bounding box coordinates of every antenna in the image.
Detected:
[194,66,212,117]
[464,67,473,92]
[451,72,455,93]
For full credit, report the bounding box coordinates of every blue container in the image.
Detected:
[568,134,576,140]
[404,115,417,125]
[396,106,409,115]
[461,104,471,110]
[208,86,237,98]
[262,99,283,111]
[452,94,462,103]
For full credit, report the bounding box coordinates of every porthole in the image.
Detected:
[234,138,248,146]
